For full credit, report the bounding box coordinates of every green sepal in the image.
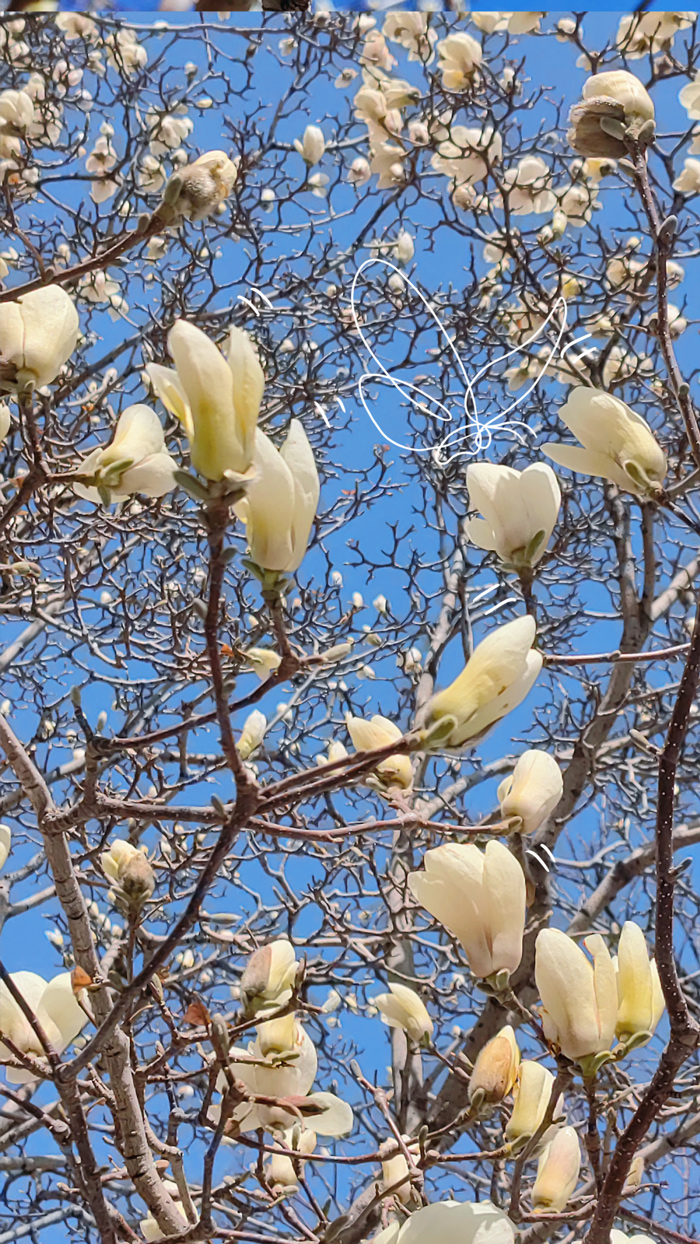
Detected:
[419,713,458,749]
[174,469,212,503]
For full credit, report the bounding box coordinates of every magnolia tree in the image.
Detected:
[3,8,700,1244]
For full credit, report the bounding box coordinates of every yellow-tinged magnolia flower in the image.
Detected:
[345,713,413,792]
[505,1059,556,1146]
[237,709,267,760]
[535,927,617,1069]
[245,647,283,680]
[542,386,667,498]
[365,1200,516,1244]
[101,837,154,906]
[0,970,88,1083]
[373,982,433,1044]
[0,285,79,391]
[73,404,177,504]
[380,1137,419,1205]
[161,150,239,222]
[0,404,10,446]
[147,319,263,483]
[0,824,10,872]
[140,1181,181,1242]
[611,1227,655,1244]
[436,32,482,90]
[240,939,297,1016]
[465,463,561,569]
[532,1125,581,1212]
[424,615,542,747]
[408,840,526,982]
[614,920,665,1047]
[468,1024,520,1105]
[234,421,319,574]
[268,1127,317,1191]
[583,70,654,121]
[497,749,563,835]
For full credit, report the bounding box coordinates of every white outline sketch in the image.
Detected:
[349,256,596,464]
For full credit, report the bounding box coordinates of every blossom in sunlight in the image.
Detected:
[0,88,34,159]
[618,11,695,58]
[147,105,193,155]
[348,156,371,186]
[468,1025,520,1105]
[217,1015,354,1138]
[370,143,407,190]
[79,271,129,319]
[360,32,397,74]
[422,616,542,748]
[294,125,326,167]
[353,85,402,143]
[0,971,88,1083]
[345,713,413,793]
[137,154,167,194]
[535,928,617,1071]
[234,420,319,575]
[502,156,556,215]
[436,33,482,89]
[240,938,298,1016]
[367,1200,515,1244]
[317,739,349,767]
[532,1126,581,1213]
[394,229,414,265]
[140,1180,182,1242]
[0,824,10,872]
[160,151,239,222]
[245,648,282,680]
[558,182,597,227]
[542,386,667,499]
[105,27,148,76]
[73,405,177,505]
[432,125,502,187]
[0,285,79,391]
[569,71,654,158]
[505,1060,557,1146]
[55,12,98,40]
[237,710,267,761]
[147,319,262,483]
[268,1127,317,1192]
[408,841,526,983]
[673,156,700,193]
[497,749,563,835]
[382,12,437,63]
[465,463,561,570]
[101,837,155,906]
[614,921,665,1048]
[86,131,119,203]
[372,982,433,1044]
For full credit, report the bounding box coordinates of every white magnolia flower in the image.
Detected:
[465,462,561,569]
[237,710,267,760]
[503,156,556,216]
[368,1199,515,1244]
[436,33,482,89]
[619,11,695,58]
[673,157,700,193]
[73,405,177,505]
[372,981,433,1044]
[294,124,325,167]
[0,285,79,390]
[234,420,319,574]
[0,970,88,1083]
[382,12,437,62]
[0,824,10,872]
[497,749,563,835]
[532,1125,581,1212]
[535,927,617,1068]
[370,144,407,190]
[240,938,297,1014]
[432,125,502,187]
[345,713,413,792]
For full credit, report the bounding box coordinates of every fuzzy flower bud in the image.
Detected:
[468,1025,520,1105]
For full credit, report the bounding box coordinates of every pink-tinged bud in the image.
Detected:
[532,1125,581,1212]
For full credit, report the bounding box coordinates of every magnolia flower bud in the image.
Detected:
[535,928,617,1072]
[345,713,412,793]
[373,982,433,1045]
[505,1060,556,1146]
[465,463,561,570]
[240,938,297,1015]
[620,1158,645,1196]
[148,320,263,483]
[614,921,665,1048]
[234,421,320,573]
[409,841,526,982]
[161,150,238,222]
[423,616,542,748]
[119,851,156,907]
[394,230,414,265]
[532,1125,581,1213]
[0,286,79,391]
[0,824,10,872]
[317,739,349,767]
[73,404,177,505]
[380,1137,418,1205]
[542,386,667,499]
[497,749,563,835]
[237,709,267,760]
[268,1127,316,1190]
[294,125,325,167]
[0,970,88,1084]
[469,1025,520,1105]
